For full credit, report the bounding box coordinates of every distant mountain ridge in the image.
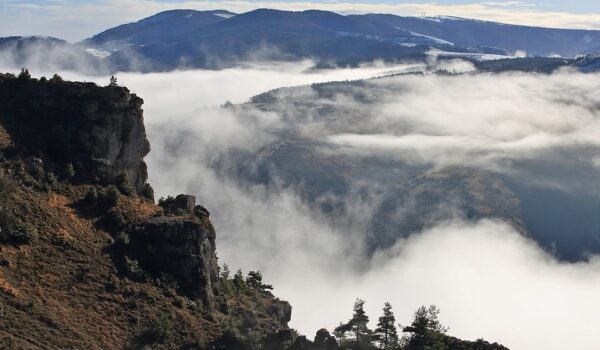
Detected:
[3,9,600,72]
[77,8,600,71]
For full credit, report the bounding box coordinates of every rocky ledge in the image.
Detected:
[117,196,220,309]
[0,72,150,193]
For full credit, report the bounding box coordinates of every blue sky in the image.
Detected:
[2,0,600,42]
[13,0,595,13]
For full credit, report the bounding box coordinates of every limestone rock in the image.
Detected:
[122,215,220,308]
[0,75,150,192]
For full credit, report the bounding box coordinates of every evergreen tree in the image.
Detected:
[219,264,232,295]
[334,298,373,347]
[221,264,231,280]
[403,305,448,350]
[18,68,30,79]
[233,269,245,290]
[374,302,399,349]
[246,270,273,292]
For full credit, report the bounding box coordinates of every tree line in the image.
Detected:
[333,299,448,350]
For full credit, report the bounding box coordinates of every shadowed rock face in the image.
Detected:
[0,73,150,192]
[124,215,220,308]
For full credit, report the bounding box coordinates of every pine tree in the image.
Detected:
[374,302,399,349]
[245,270,273,292]
[334,298,373,347]
[233,269,245,290]
[220,264,231,280]
[404,305,448,350]
[350,299,371,344]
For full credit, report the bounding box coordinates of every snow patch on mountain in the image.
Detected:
[84,48,111,59]
[408,31,454,46]
[215,12,235,19]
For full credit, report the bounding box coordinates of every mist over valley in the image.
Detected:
[1,3,600,349]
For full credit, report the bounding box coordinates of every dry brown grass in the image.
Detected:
[0,178,223,349]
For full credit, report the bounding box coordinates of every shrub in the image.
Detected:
[158,196,175,212]
[98,186,120,211]
[141,183,154,202]
[0,223,35,245]
[64,163,75,179]
[136,314,175,345]
[104,208,127,231]
[50,74,63,83]
[0,173,15,200]
[124,256,144,280]
[83,188,98,207]
[28,160,45,180]
[114,172,135,196]
[45,171,57,188]
[114,232,130,247]
[18,68,30,79]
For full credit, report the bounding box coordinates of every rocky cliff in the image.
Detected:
[120,205,220,309]
[0,72,150,193]
[0,72,291,349]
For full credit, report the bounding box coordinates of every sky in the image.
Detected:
[2,0,600,42]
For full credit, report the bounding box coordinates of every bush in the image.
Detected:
[104,208,127,231]
[141,183,154,202]
[45,171,57,188]
[18,68,30,80]
[114,172,135,196]
[50,74,63,83]
[27,160,45,180]
[98,186,120,211]
[64,163,75,179]
[114,232,130,247]
[0,222,35,245]
[83,188,98,207]
[124,256,144,280]
[136,314,175,346]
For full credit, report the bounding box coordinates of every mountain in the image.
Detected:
[80,9,236,57]
[82,9,435,71]
[357,14,600,57]
[74,9,600,71]
[3,9,600,73]
[573,52,600,72]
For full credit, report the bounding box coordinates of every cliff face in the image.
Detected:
[122,211,220,309]
[0,73,150,192]
[0,73,290,349]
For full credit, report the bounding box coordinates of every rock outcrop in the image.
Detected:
[0,73,150,192]
[121,213,220,309]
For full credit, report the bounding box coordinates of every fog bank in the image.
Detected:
[11,64,600,349]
